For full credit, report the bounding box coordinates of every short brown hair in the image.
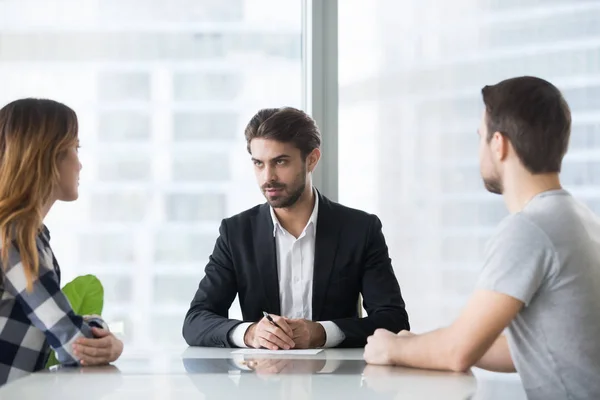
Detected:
[244,107,321,157]
[482,76,571,173]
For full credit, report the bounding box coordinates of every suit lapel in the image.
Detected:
[253,204,281,315]
[312,194,341,320]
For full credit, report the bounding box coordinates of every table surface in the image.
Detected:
[0,347,526,400]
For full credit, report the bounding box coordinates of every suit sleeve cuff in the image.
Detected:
[318,321,345,348]
[229,322,252,348]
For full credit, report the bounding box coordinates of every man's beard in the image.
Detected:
[262,170,306,208]
[483,175,503,195]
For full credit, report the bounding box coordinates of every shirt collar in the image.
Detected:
[40,224,50,241]
[270,189,319,237]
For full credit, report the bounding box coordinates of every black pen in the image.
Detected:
[263,311,283,330]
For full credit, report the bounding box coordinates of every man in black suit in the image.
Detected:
[182,107,409,349]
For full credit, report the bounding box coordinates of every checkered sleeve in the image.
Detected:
[2,244,95,366]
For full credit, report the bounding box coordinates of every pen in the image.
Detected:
[263,311,283,330]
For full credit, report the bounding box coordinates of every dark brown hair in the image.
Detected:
[244,107,321,158]
[482,76,571,173]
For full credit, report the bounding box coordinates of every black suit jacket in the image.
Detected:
[182,192,409,348]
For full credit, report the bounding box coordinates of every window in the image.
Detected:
[338,0,600,336]
[171,154,231,182]
[97,154,152,182]
[173,112,239,141]
[98,111,151,142]
[165,193,226,222]
[569,123,600,151]
[0,0,303,350]
[97,72,151,102]
[173,73,243,101]
[78,232,135,264]
[89,191,149,222]
[154,231,217,264]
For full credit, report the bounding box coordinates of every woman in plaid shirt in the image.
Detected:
[0,99,123,385]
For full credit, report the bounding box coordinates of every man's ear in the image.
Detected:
[490,131,510,162]
[306,148,321,172]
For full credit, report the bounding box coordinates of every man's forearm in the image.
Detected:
[393,327,506,373]
[391,328,467,371]
[182,308,242,347]
[474,335,516,372]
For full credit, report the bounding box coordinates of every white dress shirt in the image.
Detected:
[229,193,345,348]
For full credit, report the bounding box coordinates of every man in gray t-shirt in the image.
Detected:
[477,189,600,398]
[364,75,600,400]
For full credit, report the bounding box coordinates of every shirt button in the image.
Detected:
[294,276,300,283]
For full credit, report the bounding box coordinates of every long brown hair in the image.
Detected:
[0,98,79,291]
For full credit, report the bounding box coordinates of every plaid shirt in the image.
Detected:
[0,225,102,385]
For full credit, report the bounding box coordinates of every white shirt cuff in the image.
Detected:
[232,355,253,371]
[229,322,252,348]
[318,321,345,348]
[318,358,342,374]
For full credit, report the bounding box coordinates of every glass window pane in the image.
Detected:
[2,0,303,350]
[165,193,226,222]
[98,111,151,142]
[96,274,133,303]
[78,233,135,264]
[154,231,217,264]
[173,73,242,101]
[97,72,150,102]
[173,112,238,141]
[153,276,200,306]
[339,0,600,335]
[171,154,230,182]
[89,191,148,222]
[97,155,152,181]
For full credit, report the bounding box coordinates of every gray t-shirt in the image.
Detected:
[477,189,600,400]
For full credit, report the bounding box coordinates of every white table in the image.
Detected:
[0,347,525,399]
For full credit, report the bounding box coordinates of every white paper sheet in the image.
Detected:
[231,349,323,355]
